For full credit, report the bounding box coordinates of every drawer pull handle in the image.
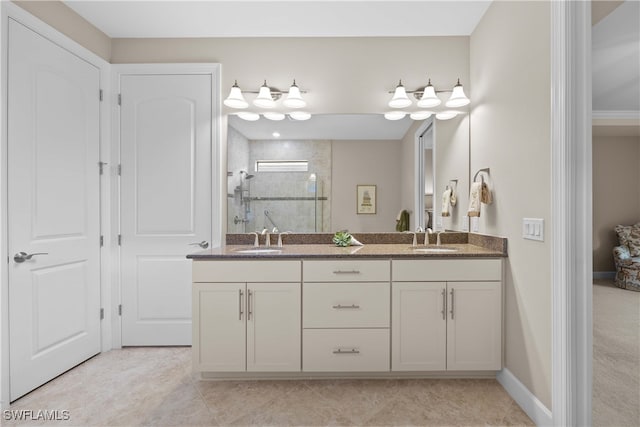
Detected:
[441,288,446,320]
[333,348,360,354]
[332,304,360,309]
[332,270,361,274]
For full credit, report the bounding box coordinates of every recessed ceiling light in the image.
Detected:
[272,132,281,137]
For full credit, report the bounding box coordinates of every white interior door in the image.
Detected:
[120,73,212,345]
[7,19,101,401]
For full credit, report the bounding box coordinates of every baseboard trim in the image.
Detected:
[497,368,552,426]
[593,271,615,280]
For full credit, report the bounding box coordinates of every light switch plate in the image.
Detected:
[523,218,544,241]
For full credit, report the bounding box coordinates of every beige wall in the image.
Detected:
[434,114,470,231]
[593,135,640,271]
[12,0,111,61]
[110,37,469,115]
[331,140,402,232]
[470,1,552,409]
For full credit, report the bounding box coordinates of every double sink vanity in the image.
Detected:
[188,232,507,379]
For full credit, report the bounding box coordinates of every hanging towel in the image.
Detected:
[441,188,452,217]
[480,182,493,205]
[395,209,410,232]
[468,182,482,217]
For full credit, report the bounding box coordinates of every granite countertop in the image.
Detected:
[187,232,507,260]
[187,243,506,260]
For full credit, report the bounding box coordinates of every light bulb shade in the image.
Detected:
[289,111,311,121]
[223,83,248,109]
[388,81,412,108]
[283,82,306,108]
[409,111,433,120]
[384,111,407,121]
[417,84,441,108]
[253,83,276,108]
[435,111,458,120]
[263,112,285,121]
[445,80,470,108]
[236,111,260,121]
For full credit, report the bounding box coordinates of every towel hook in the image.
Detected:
[473,168,490,184]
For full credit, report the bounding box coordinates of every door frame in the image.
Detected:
[111,63,221,348]
[0,1,112,408]
[414,117,434,232]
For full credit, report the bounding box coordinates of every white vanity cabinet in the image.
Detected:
[302,260,391,372]
[392,259,502,372]
[192,260,301,373]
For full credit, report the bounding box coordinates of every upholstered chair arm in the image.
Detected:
[613,245,633,266]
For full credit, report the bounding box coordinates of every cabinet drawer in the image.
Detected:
[303,329,390,372]
[303,260,390,282]
[303,282,390,328]
[392,259,502,282]
[193,260,301,283]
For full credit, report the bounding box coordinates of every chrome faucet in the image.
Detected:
[277,231,291,248]
[404,230,417,246]
[261,228,271,247]
[425,228,434,245]
[248,232,259,247]
[436,231,444,246]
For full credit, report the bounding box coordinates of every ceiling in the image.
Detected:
[63,0,492,38]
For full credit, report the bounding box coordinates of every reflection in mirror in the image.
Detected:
[226,114,469,234]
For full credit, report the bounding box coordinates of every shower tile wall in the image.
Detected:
[227,128,332,233]
[248,139,332,233]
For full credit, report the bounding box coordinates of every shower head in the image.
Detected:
[240,170,255,180]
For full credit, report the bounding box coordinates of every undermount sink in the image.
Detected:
[410,246,458,253]
[233,248,282,254]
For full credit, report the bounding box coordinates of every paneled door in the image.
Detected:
[120,73,213,345]
[7,19,101,401]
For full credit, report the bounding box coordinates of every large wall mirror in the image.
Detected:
[226,113,469,234]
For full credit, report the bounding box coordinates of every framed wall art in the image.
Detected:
[356,185,377,214]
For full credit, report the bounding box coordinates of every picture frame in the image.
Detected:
[356,185,377,214]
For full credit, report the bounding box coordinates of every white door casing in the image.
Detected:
[7,18,101,401]
[119,73,213,345]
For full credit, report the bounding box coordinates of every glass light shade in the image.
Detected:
[388,81,412,108]
[409,111,433,120]
[223,82,248,109]
[445,79,470,108]
[283,81,306,108]
[253,82,276,108]
[263,112,285,121]
[417,81,441,108]
[236,111,260,121]
[435,111,458,120]
[384,111,407,121]
[289,111,311,121]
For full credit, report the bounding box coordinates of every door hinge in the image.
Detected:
[118,94,121,106]
[99,161,107,175]
[118,234,122,245]
[117,164,121,176]
[99,89,103,101]
[100,308,104,320]
[118,304,122,316]
[100,235,104,247]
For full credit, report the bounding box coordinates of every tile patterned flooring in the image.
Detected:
[7,346,534,426]
[592,280,640,427]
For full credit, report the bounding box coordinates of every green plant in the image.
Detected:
[332,231,352,247]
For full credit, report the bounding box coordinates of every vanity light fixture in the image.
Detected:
[384,77,470,120]
[263,112,286,121]
[236,111,260,121]
[223,80,248,109]
[289,111,311,121]
[283,80,306,108]
[388,80,412,108]
[384,111,407,121]
[253,80,276,108]
[445,79,471,108]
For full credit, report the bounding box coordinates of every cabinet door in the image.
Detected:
[247,283,301,372]
[193,283,246,372]
[392,282,446,371]
[447,282,502,371]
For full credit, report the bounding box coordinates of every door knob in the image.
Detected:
[189,241,209,249]
[14,252,48,263]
